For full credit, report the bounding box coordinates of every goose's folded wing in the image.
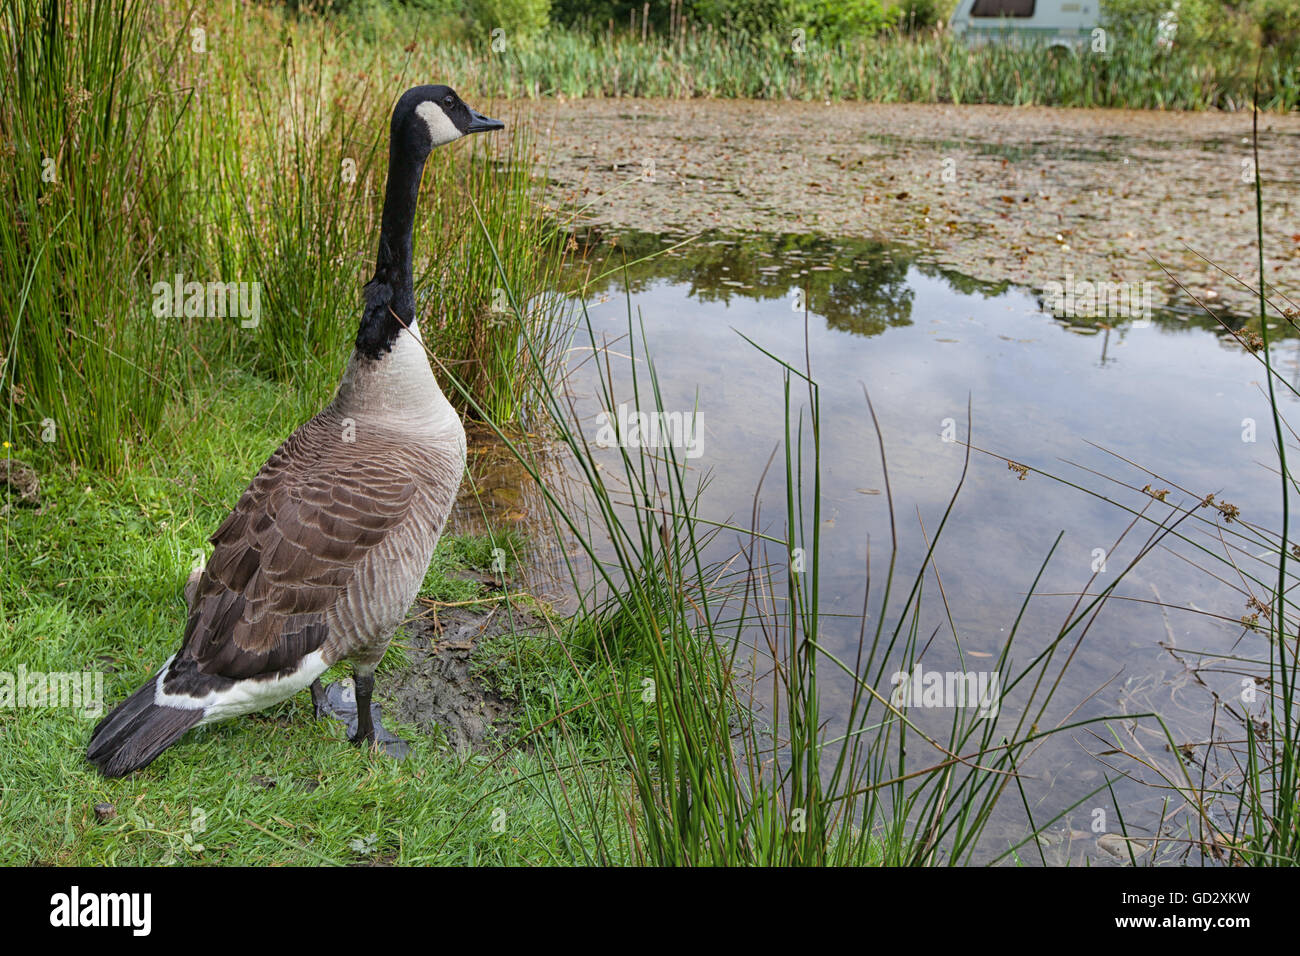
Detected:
[169,457,416,687]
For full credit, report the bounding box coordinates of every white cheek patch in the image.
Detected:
[415,101,462,148]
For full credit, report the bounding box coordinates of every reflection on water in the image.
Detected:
[479,228,1294,864]
[570,228,1275,343]
[580,232,921,337]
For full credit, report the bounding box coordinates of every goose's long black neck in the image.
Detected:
[358,148,426,360]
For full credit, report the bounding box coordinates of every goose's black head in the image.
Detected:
[391,84,504,161]
[359,86,503,361]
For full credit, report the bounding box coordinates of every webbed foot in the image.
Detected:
[312,676,409,759]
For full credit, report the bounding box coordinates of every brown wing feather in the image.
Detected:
[172,434,416,686]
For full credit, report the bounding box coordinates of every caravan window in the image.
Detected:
[970,0,1036,15]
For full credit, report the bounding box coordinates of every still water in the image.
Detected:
[462,230,1295,863]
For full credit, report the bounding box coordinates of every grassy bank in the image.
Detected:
[407,25,1299,111]
[0,0,594,863]
[0,373,619,865]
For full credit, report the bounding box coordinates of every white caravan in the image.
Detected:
[949,0,1103,51]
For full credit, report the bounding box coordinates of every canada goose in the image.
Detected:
[87,86,503,777]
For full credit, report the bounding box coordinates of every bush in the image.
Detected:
[793,0,898,40]
[550,0,665,31]
[1256,0,1300,50]
[688,0,898,41]
[891,0,950,32]
[1103,0,1298,59]
[465,0,551,38]
[554,0,934,40]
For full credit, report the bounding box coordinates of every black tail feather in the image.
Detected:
[87,674,202,777]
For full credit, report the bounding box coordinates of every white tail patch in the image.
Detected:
[154,650,330,724]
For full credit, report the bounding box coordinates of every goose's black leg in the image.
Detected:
[348,667,410,759]
[309,673,409,759]
[352,670,376,744]
[310,678,329,719]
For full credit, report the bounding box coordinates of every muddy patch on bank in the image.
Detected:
[379,600,550,754]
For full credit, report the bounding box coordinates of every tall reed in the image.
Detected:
[1,0,573,475]
[1075,115,1300,865]
[452,235,1178,864]
[0,0,192,472]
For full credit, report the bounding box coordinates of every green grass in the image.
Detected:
[0,0,618,867]
[0,372,622,865]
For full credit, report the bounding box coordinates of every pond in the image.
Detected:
[460,229,1295,864]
